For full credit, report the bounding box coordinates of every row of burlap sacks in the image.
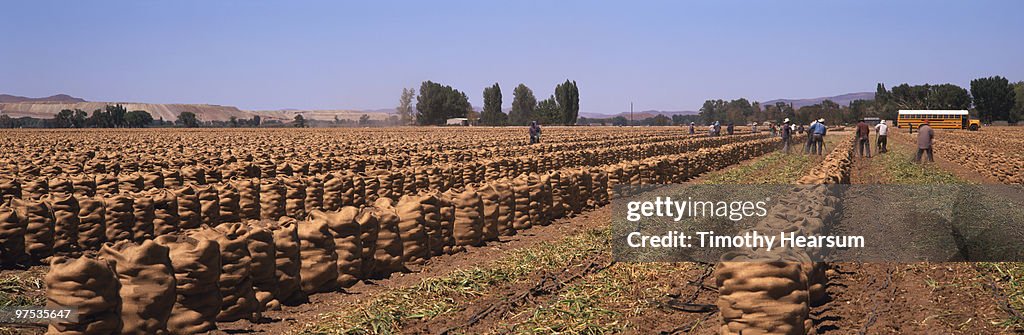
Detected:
[0,133,766,184]
[35,136,786,334]
[715,135,854,335]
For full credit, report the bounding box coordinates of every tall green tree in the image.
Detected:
[481,83,506,125]
[509,84,536,125]
[105,104,127,127]
[54,109,75,128]
[554,80,580,125]
[124,110,153,127]
[415,81,470,125]
[293,114,307,128]
[177,111,200,127]
[87,108,111,127]
[397,87,416,125]
[535,96,561,124]
[1012,81,1024,123]
[971,76,1017,123]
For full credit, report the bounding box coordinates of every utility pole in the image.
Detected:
[630,102,633,126]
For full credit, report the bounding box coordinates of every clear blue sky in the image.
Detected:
[2,0,1022,114]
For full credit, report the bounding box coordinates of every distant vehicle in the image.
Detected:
[896,110,981,131]
[446,118,470,126]
[863,117,881,126]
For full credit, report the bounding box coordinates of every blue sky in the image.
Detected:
[1,0,1022,114]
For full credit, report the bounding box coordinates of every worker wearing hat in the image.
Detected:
[780,118,792,154]
[810,118,827,155]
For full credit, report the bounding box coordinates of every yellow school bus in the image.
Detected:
[896,110,982,131]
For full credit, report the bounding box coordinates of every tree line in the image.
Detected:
[396,80,580,126]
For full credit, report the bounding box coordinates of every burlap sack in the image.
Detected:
[23,178,49,199]
[299,211,340,294]
[181,166,206,185]
[142,172,164,190]
[534,174,554,225]
[418,191,445,256]
[450,187,483,251]
[48,177,74,195]
[233,178,261,220]
[283,176,307,219]
[15,197,55,262]
[150,189,179,235]
[475,185,500,242]
[94,174,118,195]
[355,207,380,277]
[70,174,96,198]
[130,192,155,242]
[118,173,144,194]
[348,173,366,208]
[45,255,122,335]
[376,172,395,201]
[716,255,810,335]
[76,197,105,252]
[544,172,567,221]
[322,173,347,211]
[153,235,221,334]
[0,177,22,202]
[194,184,220,227]
[101,194,134,244]
[395,195,429,264]
[245,223,280,311]
[362,173,380,204]
[173,186,201,230]
[436,191,456,254]
[162,169,183,189]
[305,176,324,213]
[493,181,516,236]
[326,206,363,287]
[100,240,176,335]
[189,223,260,322]
[371,199,404,278]
[262,217,305,305]
[511,178,532,230]
[526,174,547,226]
[0,205,25,266]
[260,178,286,220]
[46,194,80,258]
[218,182,242,223]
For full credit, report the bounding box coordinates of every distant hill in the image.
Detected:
[580,110,698,120]
[0,94,87,103]
[0,101,252,122]
[251,109,392,121]
[763,92,874,109]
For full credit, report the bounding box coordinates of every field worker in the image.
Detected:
[856,119,871,158]
[915,120,935,163]
[770,123,777,136]
[727,122,735,135]
[875,120,888,153]
[707,123,714,136]
[529,121,542,144]
[751,123,758,133]
[811,118,827,155]
[804,119,818,154]
[714,121,721,136]
[689,122,695,135]
[781,118,792,153]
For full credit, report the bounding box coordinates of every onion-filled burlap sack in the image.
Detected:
[70,175,96,198]
[376,172,395,201]
[181,166,207,186]
[299,211,340,294]
[153,234,220,334]
[348,173,366,207]
[526,174,547,226]
[305,176,324,213]
[233,178,261,220]
[163,169,183,189]
[102,194,134,243]
[194,184,220,227]
[370,199,404,278]
[190,223,260,322]
[46,194,80,258]
[395,195,429,264]
[511,178,533,231]
[76,197,106,252]
[355,207,380,276]
[142,172,164,190]
[130,192,155,242]
[589,169,610,206]
[544,172,566,222]
[173,186,201,230]
[45,255,122,335]
[23,178,49,199]
[475,185,500,242]
[150,189,179,235]
[100,240,176,335]
[716,255,810,335]
[262,218,305,305]
[322,173,347,211]
[493,182,516,236]
[418,191,444,257]
[95,174,118,195]
[283,176,307,219]
[15,197,55,262]
[260,178,286,220]
[48,177,74,195]
[118,173,144,194]
[0,177,22,202]
[326,206,363,287]
[560,172,582,214]
[534,174,554,225]
[0,205,26,266]
[450,187,483,251]
[218,182,241,223]
[245,223,280,311]
[436,192,457,254]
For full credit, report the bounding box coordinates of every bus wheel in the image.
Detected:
[969,124,979,131]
